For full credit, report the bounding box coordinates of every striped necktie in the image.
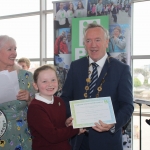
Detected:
[89,63,99,97]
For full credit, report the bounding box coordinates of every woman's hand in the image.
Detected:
[16,89,30,101]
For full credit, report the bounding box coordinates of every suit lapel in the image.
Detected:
[81,57,89,81]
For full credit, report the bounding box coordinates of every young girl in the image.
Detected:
[18,57,31,71]
[55,3,67,25]
[67,2,75,26]
[27,64,85,150]
[74,1,86,18]
[59,37,69,54]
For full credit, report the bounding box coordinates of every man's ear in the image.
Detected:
[32,82,38,91]
[106,39,109,48]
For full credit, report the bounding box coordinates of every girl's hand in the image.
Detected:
[65,117,73,127]
[78,128,86,135]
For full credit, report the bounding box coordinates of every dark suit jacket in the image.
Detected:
[61,56,134,150]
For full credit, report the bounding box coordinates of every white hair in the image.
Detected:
[84,23,109,40]
[0,35,16,50]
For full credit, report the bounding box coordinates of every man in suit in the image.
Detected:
[61,23,134,150]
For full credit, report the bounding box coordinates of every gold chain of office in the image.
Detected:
[83,56,111,98]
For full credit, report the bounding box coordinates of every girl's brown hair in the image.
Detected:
[69,2,75,13]
[33,64,58,83]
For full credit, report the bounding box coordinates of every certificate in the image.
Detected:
[70,97,116,128]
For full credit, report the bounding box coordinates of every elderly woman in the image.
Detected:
[0,35,35,149]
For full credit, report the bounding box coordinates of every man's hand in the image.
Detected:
[92,120,115,132]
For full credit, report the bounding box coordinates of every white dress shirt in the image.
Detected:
[89,53,108,78]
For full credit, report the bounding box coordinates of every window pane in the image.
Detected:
[29,61,40,73]
[47,0,53,10]
[0,0,39,16]
[0,16,40,58]
[47,14,54,58]
[46,61,54,64]
[133,1,150,55]
[133,59,150,101]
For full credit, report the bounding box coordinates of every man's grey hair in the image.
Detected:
[0,35,16,50]
[84,23,109,40]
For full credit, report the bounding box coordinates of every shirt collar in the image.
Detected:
[35,93,54,104]
[89,53,108,68]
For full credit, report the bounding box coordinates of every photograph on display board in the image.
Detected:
[54,0,88,29]
[72,0,87,18]
[86,0,131,24]
[87,0,119,17]
[67,2,75,27]
[54,54,71,97]
[54,2,70,29]
[53,0,91,29]
[110,52,127,64]
[54,28,71,55]
[109,0,131,25]
[109,24,130,53]
[87,0,103,17]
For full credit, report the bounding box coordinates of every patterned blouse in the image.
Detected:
[0,69,35,150]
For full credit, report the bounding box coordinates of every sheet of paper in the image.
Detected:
[0,70,20,104]
[70,97,116,128]
[9,70,20,94]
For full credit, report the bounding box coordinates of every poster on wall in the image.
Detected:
[72,15,109,61]
[109,24,130,65]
